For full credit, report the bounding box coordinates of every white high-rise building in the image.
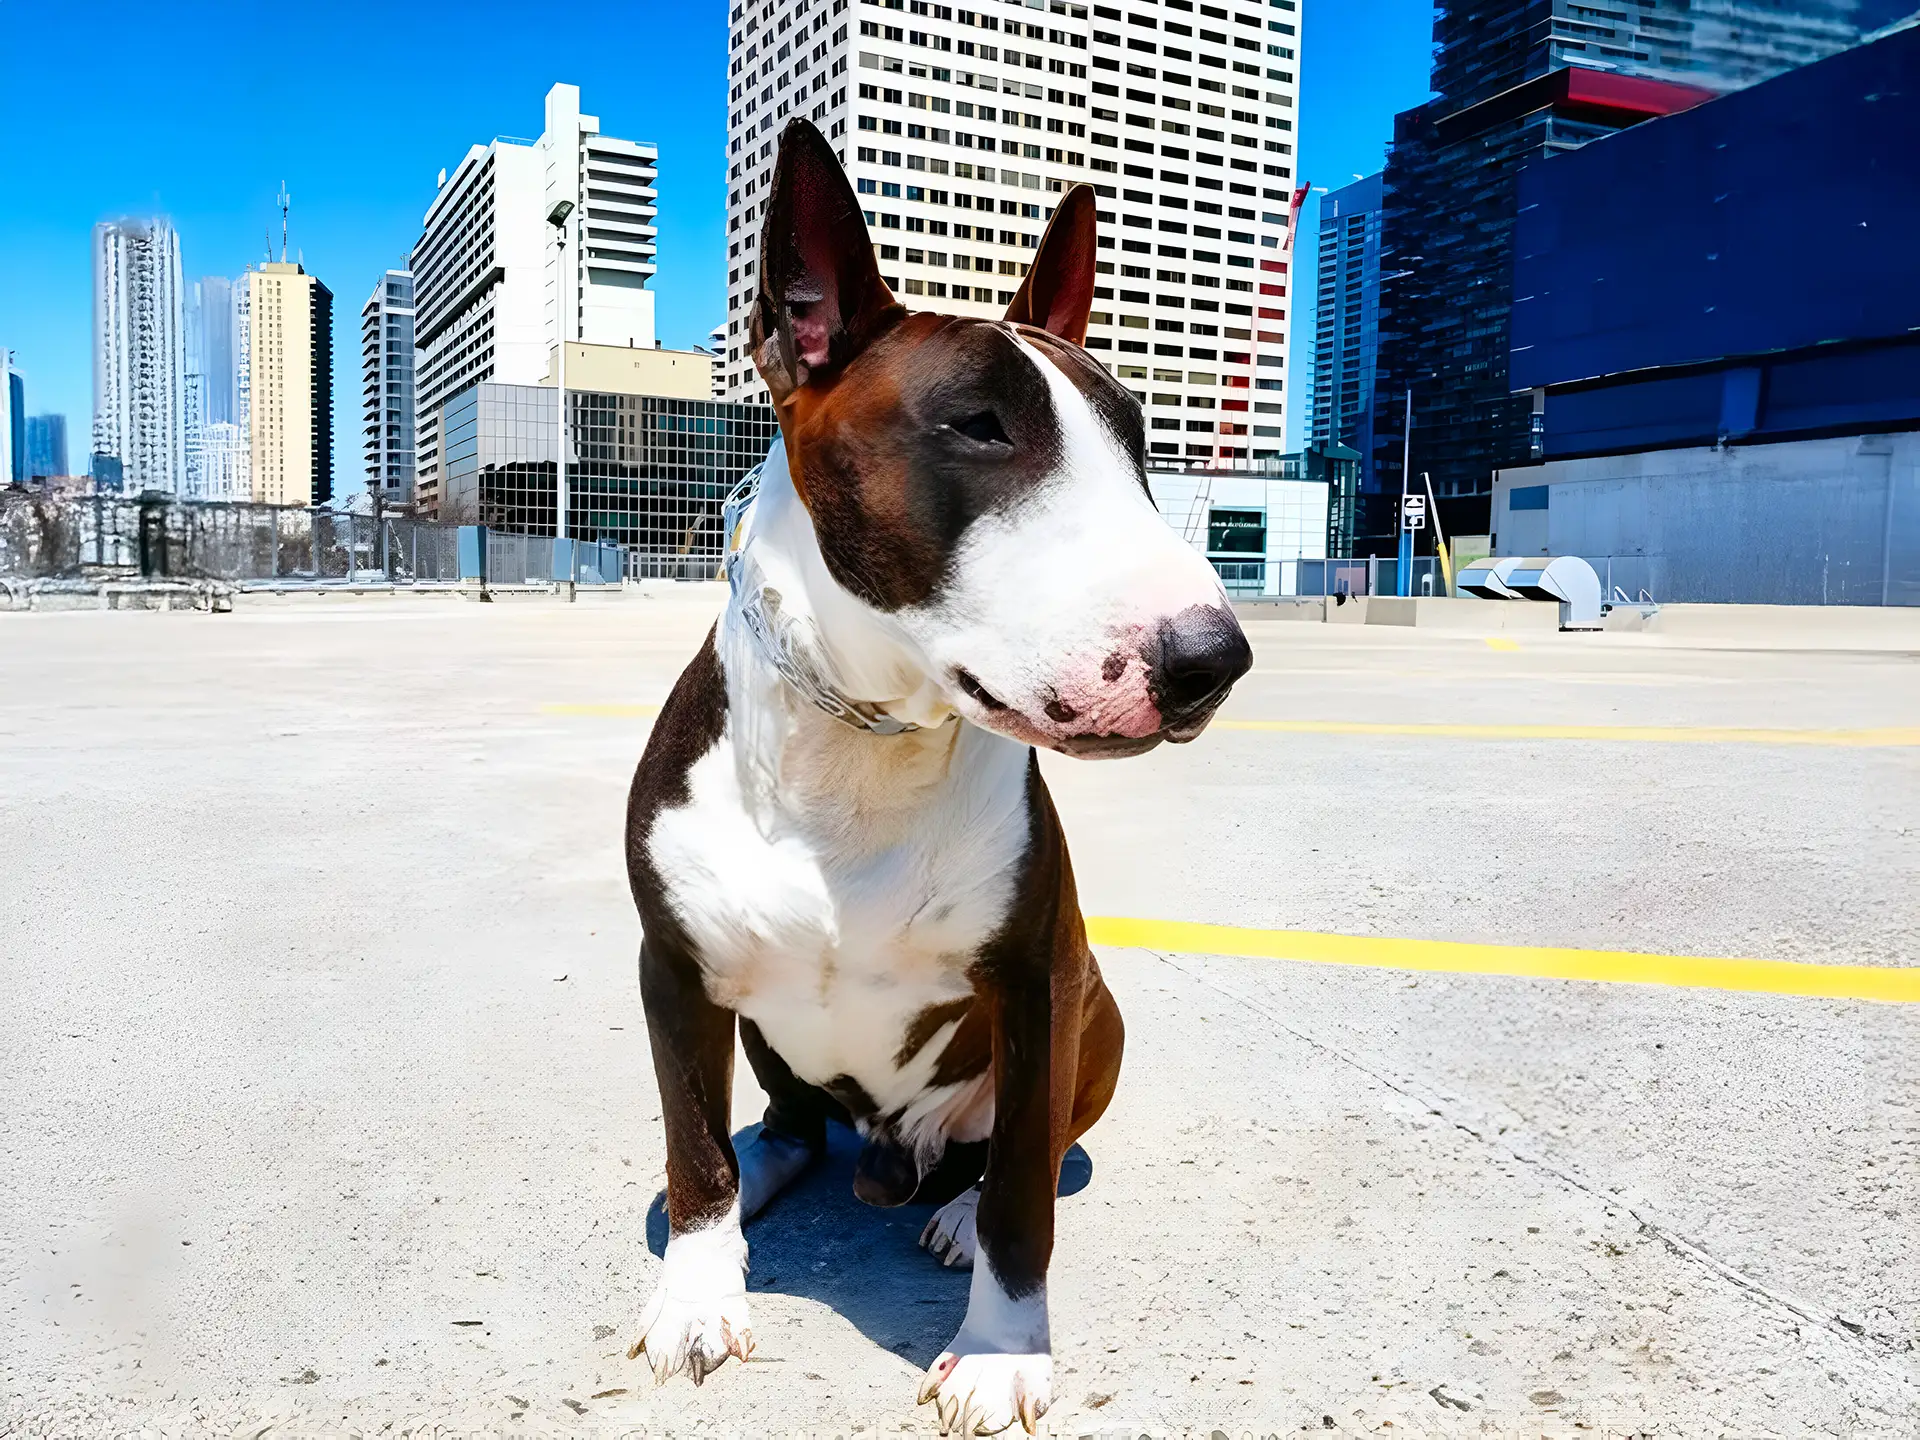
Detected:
[720,0,1298,462]
[709,322,728,398]
[198,421,250,501]
[93,218,188,493]
[362,270,416,504]
[0,348,16,489]
[233,268,253,491]
[411,83,659,515]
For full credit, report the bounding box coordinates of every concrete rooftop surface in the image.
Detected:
[2,587,1916,1438]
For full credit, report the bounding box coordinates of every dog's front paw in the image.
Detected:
[630,1281,752,1385]
[629,1214,752,1385]
[918,1343,1051,1436]
[919,1185,979,1268]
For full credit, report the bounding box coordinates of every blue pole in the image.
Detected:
[1396,386,1413,596]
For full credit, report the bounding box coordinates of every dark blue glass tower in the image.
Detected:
[1367,0,1913,546]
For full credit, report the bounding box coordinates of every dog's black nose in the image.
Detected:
[1154,604,1252,717]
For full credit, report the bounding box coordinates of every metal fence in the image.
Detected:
[626,549,725,582]
[478,530,625,586]
[1294,556,1450,598]
[0,492,464,584]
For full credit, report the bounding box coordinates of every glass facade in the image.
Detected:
[440,382,778,574]
[1309,173,1381,480]
[1370,0,1911,544]
[27,414,68,479]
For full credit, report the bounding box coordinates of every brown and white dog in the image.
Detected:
[623,119,1251,1434]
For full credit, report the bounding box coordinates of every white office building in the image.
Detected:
[410,83,659,515]
[198,421,250,501]
[362,269,417,504]
[718,0,1299,461]
[93,217,188,493]
[0,347,15,489]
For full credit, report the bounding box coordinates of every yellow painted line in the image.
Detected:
[1484,636,1521,651]
[542,703,662,718]
[1212,719,1920,747]
[1086,917,1920,1004]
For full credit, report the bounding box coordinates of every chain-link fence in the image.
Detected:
[1,492,462,585]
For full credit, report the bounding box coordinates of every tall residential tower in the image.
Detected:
[1,352,19,488]
[246,262,334,506]
[93,218,188,493]
[1308,173,1381,470]
[719,0,1301,461]
[410,83,658,515]
[362,270,416,504]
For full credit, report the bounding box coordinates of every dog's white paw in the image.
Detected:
[629,1208,752,1385]
[738,1128,817,1220]
[917,1343,1051,1435]
[919,1185,979,1268]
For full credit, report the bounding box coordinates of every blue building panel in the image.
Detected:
[1512,25,1920,391]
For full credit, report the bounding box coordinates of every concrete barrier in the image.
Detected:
[1233,597,1327,623]
[1365,595,1563,632]
[1236,594,1565,631]
[1608,602,1920,648]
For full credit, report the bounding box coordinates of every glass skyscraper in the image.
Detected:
[1369,0,1912,543]
[1308,173,1382,475]
[28,414,69,479]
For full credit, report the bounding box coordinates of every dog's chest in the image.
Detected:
[647,726,1031,1102]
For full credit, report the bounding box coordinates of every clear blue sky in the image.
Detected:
[0,0,1433,491]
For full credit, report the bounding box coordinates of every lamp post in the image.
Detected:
[1397,386,1414,595]
[547,198,575,601]
[1378,262,1422,597]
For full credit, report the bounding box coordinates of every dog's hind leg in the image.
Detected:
[737,1017,835,1219]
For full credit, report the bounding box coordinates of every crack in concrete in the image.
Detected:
[1146,947,1920,1390]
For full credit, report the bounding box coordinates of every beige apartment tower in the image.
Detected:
[247,262,335,506]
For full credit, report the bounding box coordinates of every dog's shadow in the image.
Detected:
[647,1124,1093,1368]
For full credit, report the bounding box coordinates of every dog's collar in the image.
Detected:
[723,453,922,737]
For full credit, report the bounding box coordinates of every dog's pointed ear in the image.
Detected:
[1003,184,1098,345]
[750,120,903,404]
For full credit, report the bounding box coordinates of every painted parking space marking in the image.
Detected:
[1086,917,1920,1004]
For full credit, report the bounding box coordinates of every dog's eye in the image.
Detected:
[950,411,1012,447]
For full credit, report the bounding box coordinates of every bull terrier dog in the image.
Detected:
[624,118,1252,1434]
